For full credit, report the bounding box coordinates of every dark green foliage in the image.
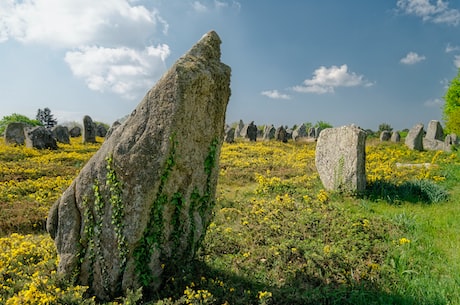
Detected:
[36,107,57,129]
[443,68,460,134]
[378,123,393,133]
[0,113,42,135]
[315,120,333,129]
[365,179,449,204]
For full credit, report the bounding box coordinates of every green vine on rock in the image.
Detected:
[134,134,177,288]
[105,154,128,291]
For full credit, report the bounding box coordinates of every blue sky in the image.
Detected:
[1,0,460,131]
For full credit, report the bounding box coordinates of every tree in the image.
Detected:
[446,108,460,135]
[378,123,393,133]
[36,107,57,129]
[315,120,333,129]
[0,113,42,135]
[443,68,460,134]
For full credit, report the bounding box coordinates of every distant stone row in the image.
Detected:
[224,120,322,143]
[3,115,108,149]
[380,120,458,152]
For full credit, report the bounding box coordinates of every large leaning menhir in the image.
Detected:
[46,31,231,300]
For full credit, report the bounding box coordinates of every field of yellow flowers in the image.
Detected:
[0,136,459,304]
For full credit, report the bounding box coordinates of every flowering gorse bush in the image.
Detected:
[0,137,102,234]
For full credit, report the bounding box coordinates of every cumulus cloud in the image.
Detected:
[65,44,170,98]
[292,64,372,94]
[0,0,168,48]
[424,98,444,107]
[192,1,209,12]
[261,90,291,100]
[397,0,460,26]
[192,0,241,13]
[454,55,460,68]
[0,0,172,99]
[400,51,426,64]
[446,43,460,53]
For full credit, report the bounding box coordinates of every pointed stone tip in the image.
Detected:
[187,30,222,60]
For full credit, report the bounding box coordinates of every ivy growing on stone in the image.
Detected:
[133,134,177,287]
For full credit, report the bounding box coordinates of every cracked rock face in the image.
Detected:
[47,30,231,301]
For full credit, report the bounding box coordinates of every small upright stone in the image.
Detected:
[246,121,258,141]
[96,124,108,137]
[275,126,288,143]
[390,131,401,142]
[82,115,96,143]
[315,125,366,193]
[379,130,391,141]
[292,123,307,141]
[106,121,121,139]
[425,120,444,140]
[234,120,244,138]
[405,123,424,151]
[52,125,70,144]
[262,124,276,140]
[69,126,81,137]
[25,126,58,149]
[445,133,459,145]
[224,126,235,143]
[4,122,26,145]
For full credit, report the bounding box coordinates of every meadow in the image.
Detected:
[0,136,459,304]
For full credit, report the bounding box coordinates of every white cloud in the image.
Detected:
[454,55,460,68]
[400,51,426,64]
[0,0,168,48]
[261,90,291,100]
[192,0,241,13]
[397,0,460,26]
[424,98,444,107]
[65,44,170,99]
[192,1,208,12]
[0,0,172,99]
[292,64,372,94]
[446,43,460,53]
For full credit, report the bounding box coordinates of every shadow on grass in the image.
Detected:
[364,179,449,204]
[149,260,436,305]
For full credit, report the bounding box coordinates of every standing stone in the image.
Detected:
[234,119,244,138]
[307,127,316,138]
[315,127,322,139]
[69,126,81,137]
[52,125,70,144]
[263,124,276,140]
[292,123,307,141]
[106,121,121,139]
[425,120,444,140]
[424,120,450,151]
[275,126,288,143]
[405,123,424,151]
[224,126,235,143]
[96,124,108,137]
[246,121,258,141]
[285,127,293,140]
[390,131,401,142]
[445,133,459,145]
[4,122,26,145]
[379,130,391,141]
[315,124,366,193]
[25,126,58,150]
[46,31,231,301]
[82,115,97,143]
